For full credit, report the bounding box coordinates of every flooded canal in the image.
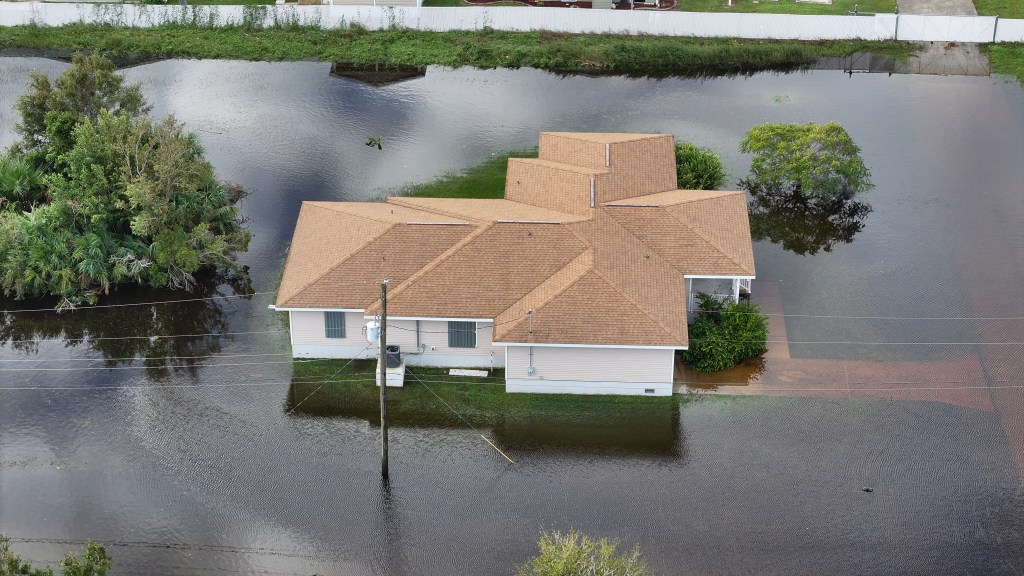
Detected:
[1,59,1023,575]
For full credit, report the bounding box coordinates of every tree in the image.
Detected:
[739,122,872,199]
[0,535,111,576]
[1,53,250,307]
[681,293,768,374]
[674,142,726,190]
[517,530,653,576]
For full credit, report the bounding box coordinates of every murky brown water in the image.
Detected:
[1,59,1023,575]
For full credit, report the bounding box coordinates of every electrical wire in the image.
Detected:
[111,343,375,547]
[1,329,288,345]
[0,291,274,314]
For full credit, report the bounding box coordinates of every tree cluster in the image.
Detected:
[1,535,110,576]
[681,293,769,374]
[0,53,250,308]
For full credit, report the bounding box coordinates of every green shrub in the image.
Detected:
[674,142,726,190]
[517,530,653,576]
[682,293,768,373]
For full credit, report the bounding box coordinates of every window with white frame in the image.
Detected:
[447,321,476,348]
[324,312,346,338]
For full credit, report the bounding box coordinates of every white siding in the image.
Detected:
[390,320,504,369]
[288,313,503,367]
[506,346,673,382]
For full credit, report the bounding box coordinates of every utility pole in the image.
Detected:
[379,279,389,480]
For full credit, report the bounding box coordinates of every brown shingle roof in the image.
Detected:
[276,132,755,348]
[368,222,589,318]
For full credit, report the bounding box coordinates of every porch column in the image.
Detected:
[732,279,739,303]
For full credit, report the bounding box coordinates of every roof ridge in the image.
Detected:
[386,197,489,223]
[278,204,395,307]
[587,265,684,345]
[365,221,494,313]
[492,249,594,341]
[657,202,751,274]
[511,157,610,176]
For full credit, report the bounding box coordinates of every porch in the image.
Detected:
[685,277,751,320]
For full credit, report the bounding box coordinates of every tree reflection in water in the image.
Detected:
[0,268,253,380]
[744,180,873,256]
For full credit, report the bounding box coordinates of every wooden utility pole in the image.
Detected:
[379,279,389,479]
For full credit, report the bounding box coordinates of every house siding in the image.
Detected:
[504,346,674,396]
[290,312,504,368]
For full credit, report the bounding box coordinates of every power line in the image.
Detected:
[0,359,312,372]
[111,343,375,548]
[0,352,292,363]
[0,291,274,314]
[1,329,288,345]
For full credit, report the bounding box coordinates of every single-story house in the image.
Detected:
[273,132,755,396]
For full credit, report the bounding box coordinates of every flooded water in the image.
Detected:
[1,59,1023,575]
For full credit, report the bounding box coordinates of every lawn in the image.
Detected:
[0,24,915,79]
[677,0,895,15]
[973,0,1024,18]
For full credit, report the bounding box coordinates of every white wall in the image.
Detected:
[2,4,1022,43]
[289,311,503,368]
[504,345,674,396]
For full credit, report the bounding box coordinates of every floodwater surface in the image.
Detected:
[1,59,1023,575]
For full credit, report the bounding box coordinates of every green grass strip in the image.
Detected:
[0,24,915,78]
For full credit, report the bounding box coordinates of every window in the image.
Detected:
[448,321,477,348]
[324,312,346,338]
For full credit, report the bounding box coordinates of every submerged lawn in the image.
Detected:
[289,360,683,454]
[399,150,533,199]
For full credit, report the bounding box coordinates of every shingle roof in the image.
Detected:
[276,132,756,348]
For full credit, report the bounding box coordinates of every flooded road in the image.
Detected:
[1,59,1023,575]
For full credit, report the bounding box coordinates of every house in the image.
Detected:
[273,132,755,396]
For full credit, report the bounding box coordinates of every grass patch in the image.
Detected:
[983,44,1024,84]
[973,0,1024,18]
[400,149,535,199]
[0,24,915,78]
[678,0,894,15]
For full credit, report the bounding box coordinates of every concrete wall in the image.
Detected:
[504,345,675,396]
[289,311,503,368]
[2,4,1023,43]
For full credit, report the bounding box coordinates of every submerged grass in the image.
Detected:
[984,44,1024,84]
[0,24,915,78]
[399,150,534,199]
[290,359,678,428]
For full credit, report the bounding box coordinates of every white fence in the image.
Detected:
[0,3,1022,43]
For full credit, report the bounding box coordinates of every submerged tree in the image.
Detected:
[0,53,250,308]
[516,530,654,576]
[739,122,873,255]
[739,122,872,199]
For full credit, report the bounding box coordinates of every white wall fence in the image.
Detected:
[1,3,1022,43]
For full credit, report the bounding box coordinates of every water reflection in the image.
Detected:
[288,376,683,457]
[0,268,252,379]
[330,62,427,87]
[747,183,873,256]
